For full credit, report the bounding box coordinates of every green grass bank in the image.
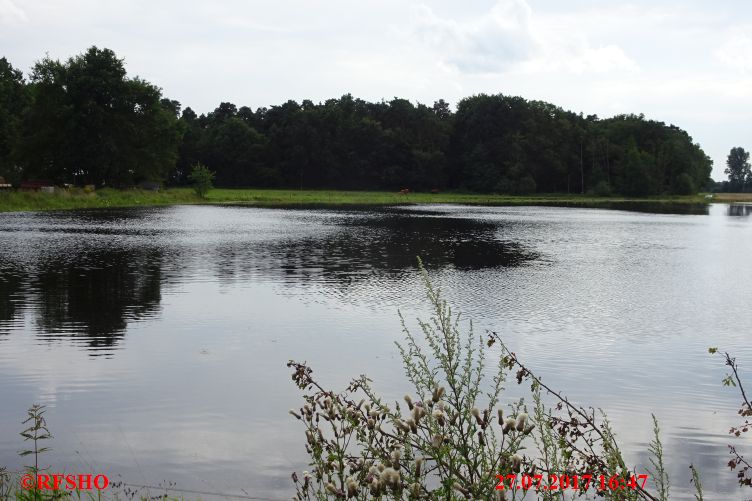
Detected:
[0,186,716,213]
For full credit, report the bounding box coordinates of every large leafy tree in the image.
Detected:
[0,57,30,183]
[725,147,751,192]
[18,46,181,185]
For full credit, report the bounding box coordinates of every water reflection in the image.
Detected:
[248,212,538,282]
[0,208,538,352]
[0,264,24,328]
[31,248,163,351]
[727,204,752,217]
[513,201,710,215]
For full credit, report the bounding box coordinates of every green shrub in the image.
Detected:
[592,180,613,197]
[188,163,215,198]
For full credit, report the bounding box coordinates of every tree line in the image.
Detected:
[0,47,715,195]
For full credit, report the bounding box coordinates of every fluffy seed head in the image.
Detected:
[380,467,400,488]
[346,477,358,497]
[406,418,418,434]
[471,407,484,426]
[404,395,414,410]
[515,413,528,432]
[412,405,425,422]
[431,434,444,448]
[410,482,421,497]
[450,411,459,425]
[432,409,446,426]
[502,417,516,434]
[432,386,445,402]
[511,454,522,473]
[370,478,380,496]
[415,457,424,476]
[390,448,402,466]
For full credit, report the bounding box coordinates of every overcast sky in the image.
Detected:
[2,0,751,180]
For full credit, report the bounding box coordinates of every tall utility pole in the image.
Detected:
[580,142,584,194]
[606,140,610,185]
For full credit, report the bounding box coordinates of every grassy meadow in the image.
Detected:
[0,186,719,213]
[0,187,199,212]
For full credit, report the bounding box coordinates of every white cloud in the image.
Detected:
[568,45,639,74]
[0,0,26,23]
[716,30,752,73]
[413,0,638,75]
[412,0,539,73]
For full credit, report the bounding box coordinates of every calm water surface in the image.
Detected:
[0,204,750,499]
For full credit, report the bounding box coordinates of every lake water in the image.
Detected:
[0,203,750,500]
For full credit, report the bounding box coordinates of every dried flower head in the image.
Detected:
[410,482,421,497]
[346,477,358,497]
[370,477,381,496]
[431,434,444,448]
[432,409,446,427]
[404,394,414,410]
[380,467,400,489]
[502,417,516,434]
[415,457,425,476]
[511,454,522,473]
[432,386,445,402]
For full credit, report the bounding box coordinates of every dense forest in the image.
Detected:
[0,47,714,195]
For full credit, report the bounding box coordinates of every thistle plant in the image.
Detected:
[287,260,533,500]
[647,414,668,501]
[708,347,751,488]
[0,467,11,500]
[689,464,703,501]
[19,404,52,475]
[287,261,706,500]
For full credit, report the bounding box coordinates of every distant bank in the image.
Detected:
[0,187,727,213]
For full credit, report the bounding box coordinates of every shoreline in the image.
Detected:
[0,187,744,213]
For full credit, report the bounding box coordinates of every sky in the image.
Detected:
[2,0,751,180]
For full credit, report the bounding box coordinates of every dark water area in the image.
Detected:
[0,204,750,500]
